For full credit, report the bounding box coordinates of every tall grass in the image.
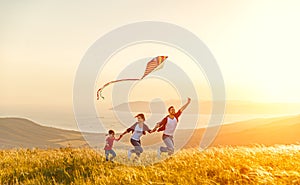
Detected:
[1,145,300,184]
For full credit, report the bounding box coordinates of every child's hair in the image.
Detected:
[108,130,115,135]
[135,113,145,121]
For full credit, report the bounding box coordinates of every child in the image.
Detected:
[104,130,117,162]
[116,113,153,160]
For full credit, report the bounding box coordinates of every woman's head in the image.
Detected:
[135,113,145,122]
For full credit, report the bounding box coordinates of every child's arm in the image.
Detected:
[105,138,109,146]
[115,130,129,141]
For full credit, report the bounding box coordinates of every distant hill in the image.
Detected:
[0,114,300,149]
[187,114,300,147]
[111,100,300,114]
[0,118,87,149]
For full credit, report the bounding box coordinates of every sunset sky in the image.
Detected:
[1,1,300,128]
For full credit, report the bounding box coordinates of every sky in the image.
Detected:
[1,1,300,129]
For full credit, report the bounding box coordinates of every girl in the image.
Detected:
[104,129,117,162]
[116,113,153,159]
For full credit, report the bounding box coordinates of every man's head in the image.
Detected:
[135,113,145,123]
[108,130,115,136]
[168,106,176,115]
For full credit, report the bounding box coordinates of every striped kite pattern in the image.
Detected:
[97,56,168,100]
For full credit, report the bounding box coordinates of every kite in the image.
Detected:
[97,56,168,100]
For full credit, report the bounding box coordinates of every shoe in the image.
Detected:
[127,149,132,159]
[157,148,161,158]
[133,156,141,163]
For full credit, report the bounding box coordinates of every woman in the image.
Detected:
[116,113,153,159]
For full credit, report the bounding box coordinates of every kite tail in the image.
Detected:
[97,78,140,100]
[97,87,105,100]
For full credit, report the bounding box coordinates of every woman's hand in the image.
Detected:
[149,129,156,133]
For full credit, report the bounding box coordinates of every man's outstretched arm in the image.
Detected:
[179,97,191,112]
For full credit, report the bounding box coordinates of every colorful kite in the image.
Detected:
[97,56,168,100]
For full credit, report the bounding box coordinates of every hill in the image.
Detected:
[111,100,300,114]
[0,118,87,149]
[1,114,300,149]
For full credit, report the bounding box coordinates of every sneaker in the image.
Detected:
[127,149,132,159]
[157,148,161,158]
[133,156,141,163]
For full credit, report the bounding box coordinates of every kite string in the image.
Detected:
[97,78,140,100]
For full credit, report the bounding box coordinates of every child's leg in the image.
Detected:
[109,150,116,161]
[105,150,109,161]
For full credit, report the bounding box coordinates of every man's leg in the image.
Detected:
[160,135,174,154]
[159,135,168,153]
[167,136,175,155]
[163,135,174,155]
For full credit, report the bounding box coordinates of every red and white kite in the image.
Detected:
[97,56,168,100]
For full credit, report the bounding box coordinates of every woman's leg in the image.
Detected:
[135,140,143,157]
[130,139,143,157]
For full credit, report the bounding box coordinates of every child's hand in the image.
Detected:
[115,135,122,141]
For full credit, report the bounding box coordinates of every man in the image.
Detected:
[152,97,191,157]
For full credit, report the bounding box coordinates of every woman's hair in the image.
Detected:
[108,130,115,135]
[135,113,145,121]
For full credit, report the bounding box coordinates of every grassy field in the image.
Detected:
[1,145,300,185]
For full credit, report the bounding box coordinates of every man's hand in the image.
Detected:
[187,97,191,103]
[150,123,160,133]
[180,97,191,112]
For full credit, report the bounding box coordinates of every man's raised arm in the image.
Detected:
[179,97,191,112]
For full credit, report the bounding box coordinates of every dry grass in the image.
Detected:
[1,145,300,184]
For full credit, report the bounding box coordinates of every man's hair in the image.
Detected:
[108,130,115,135]
[168,106,174,112]
[135,113,145,121]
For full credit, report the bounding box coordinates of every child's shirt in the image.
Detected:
[104,136,115,150]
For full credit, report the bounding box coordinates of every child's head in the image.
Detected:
[135,113,145,123]
[108,130,115,136]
